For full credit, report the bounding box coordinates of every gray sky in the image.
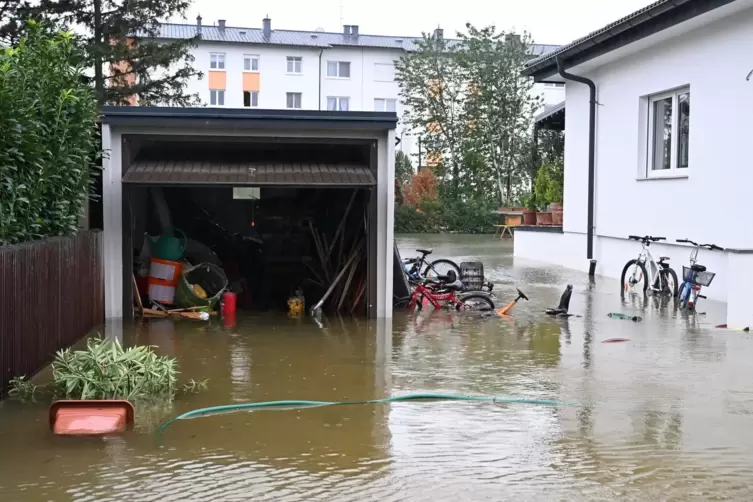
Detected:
[174,0,655,46]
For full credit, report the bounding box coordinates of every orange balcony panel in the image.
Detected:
[208,71,227,89]
[242,73,260,92]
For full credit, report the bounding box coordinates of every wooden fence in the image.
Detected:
[0,231,104,398]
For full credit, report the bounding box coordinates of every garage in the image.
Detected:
[100,107,397,320]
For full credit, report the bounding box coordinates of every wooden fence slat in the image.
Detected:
[0,231,104,398]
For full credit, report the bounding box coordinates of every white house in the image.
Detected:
[147,17,563,161]
[515,0,753,328]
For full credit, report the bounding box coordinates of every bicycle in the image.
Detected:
[402,249,494,294]
[621,235,678,296]
[676,238,723,311]
[395,274,495,312]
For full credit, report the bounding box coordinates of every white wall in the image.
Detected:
[563,7,753,247]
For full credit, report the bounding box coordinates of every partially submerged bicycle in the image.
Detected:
[621,235,678,296]
[402,248,494,294]
[676,238,723,311]
[395,271,495,311]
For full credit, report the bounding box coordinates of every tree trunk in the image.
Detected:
[93,0,104,105]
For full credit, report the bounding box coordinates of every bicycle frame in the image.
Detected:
[408,283,463,310]
[677,239,721,310]
[631,243,665,291]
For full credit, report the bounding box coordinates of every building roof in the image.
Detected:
[143,22,560,56]
[523,0,737,80]
[100,106,398,130]
[535,101,565,131]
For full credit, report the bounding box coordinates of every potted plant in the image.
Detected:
[546,163,564,226]
[520,193,537,225]
[534,165,553,226]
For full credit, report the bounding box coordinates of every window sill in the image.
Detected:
[209,68,226,71]
[325,76,351,80]
[243,70,260,74]
[637,173,689,181]
[286,72,303,76]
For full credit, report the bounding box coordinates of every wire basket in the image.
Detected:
[682,266,715,287]
[460,262,485,291]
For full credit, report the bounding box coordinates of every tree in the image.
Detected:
[0,0,201,106]
[0,22,101,244]
[459,24,541,205]
[396,33,471,199]
[395,150,414,187]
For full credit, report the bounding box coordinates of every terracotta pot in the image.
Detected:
[522,209,537,225]
[536,211,553,225]
[552,210,563,226]
[513,207,526,212]
[550,202,562,212]
[498,207,512,212]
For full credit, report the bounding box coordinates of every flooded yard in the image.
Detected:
[1,234,752,501]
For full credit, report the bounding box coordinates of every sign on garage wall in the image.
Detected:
[232,187,260,200]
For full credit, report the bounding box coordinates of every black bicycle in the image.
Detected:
[402,248,460,284]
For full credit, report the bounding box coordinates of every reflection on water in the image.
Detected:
[1,234,753,500]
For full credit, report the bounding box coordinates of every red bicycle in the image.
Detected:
[395,274,495,311]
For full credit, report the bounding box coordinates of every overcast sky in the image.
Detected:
[173,0,655,46]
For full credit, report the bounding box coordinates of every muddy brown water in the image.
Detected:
[1,234,752,501]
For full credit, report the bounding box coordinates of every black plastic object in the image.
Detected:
[459,262,485,291]
[546,284,572,316]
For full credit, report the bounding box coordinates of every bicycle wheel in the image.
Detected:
[621,259,648,294]
[677,282,691,308]
[393,296,412,309]
[424,259,461,279]
[661,267,679,297]
[456,294,495,311]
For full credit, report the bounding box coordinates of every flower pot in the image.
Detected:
[522,209,537,225]
[536,211,553,225]
[49,400,135,436]
[552,209,563,226]
[550,202,562,212]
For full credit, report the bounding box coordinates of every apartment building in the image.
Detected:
[150,17,563,157]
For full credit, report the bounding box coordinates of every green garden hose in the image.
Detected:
[157,393,577,437]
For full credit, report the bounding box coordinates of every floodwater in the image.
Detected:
[1,234,752,501]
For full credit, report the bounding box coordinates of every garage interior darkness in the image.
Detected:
[124,137,377,317]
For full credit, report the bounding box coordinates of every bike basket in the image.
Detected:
[682,266,715,287]
[460,261,484,291]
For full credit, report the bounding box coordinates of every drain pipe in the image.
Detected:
[556,57,597,277]
[318,48,324,110]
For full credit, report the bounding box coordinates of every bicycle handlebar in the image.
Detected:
[629,235,665,242]
[676,239,724,251]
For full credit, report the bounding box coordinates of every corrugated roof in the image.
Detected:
[122,161,376,187]
[141,22,560,56]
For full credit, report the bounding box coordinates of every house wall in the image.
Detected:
[515,5,753,328]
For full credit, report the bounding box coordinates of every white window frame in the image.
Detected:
[210,53,225,70]
[209,89,225,106]
[286,56,302,74]
[645,86,690,179]
[243,90,259,108]
[326,96,350,111]
[373,98,397,112]
[374,62,396,82]
[243,54,259,72]
[326,61,351,79]
[543,82,565,88]
[286,92,302,109]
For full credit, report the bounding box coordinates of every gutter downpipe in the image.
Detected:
[556,56,597,277]
[318,48,324,110]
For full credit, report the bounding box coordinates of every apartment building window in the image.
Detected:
[243,91,259,107]
[374,98,396,112]
[286,56,302,74]
[645,87,690,176]
[209,89,225,106]
[286,92,302,109]
[210,53,225,70]
[243,55,259,72]
[327,96,350,111]
[326,61,351,78]
[374,62,395,82]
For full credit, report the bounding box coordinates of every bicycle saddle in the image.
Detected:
[691,264,707,272]
[416,248,433,255]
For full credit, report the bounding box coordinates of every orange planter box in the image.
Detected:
[49,400,135,436]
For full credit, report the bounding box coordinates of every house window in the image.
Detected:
[326,61,351,78]
[544,82,565,88]
[646,87,690,176]
[327,97,349,111]
[243,55,259,72]
[210,53,225,70]
[374,62,395,82]
[286,56,302,74]
[286,92,302,109]
[209,89,225,106]
[243,91,258,107]
[374,98,396,112]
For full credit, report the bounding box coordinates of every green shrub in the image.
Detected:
[395,198,498,234]
[0,22,100,245]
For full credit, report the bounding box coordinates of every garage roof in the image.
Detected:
[122,161,376,187]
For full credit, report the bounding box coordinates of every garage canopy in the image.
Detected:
[122,161,376,187]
